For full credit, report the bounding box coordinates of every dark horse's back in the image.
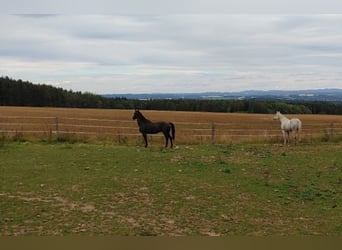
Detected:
[150,121,175,140]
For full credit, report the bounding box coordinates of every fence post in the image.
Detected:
[55,117,59,141]
[211,122,215,144]
[328,123,334,141]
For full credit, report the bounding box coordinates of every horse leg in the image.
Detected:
[143,134,148,147]
[282,130,286,145]
[297,131,300,144]
[164,133,169,148]
[294,131,298,145]
[164,128,172,148]
[165,130,173,148]
[170,136,173,148]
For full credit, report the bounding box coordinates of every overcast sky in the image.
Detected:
[1,13,342,94]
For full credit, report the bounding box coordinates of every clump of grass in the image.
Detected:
[222,168,231,174]
[295,185,336,202]
[56,134,89,144]
[0,133,6,148]
[13,131,26,142]
[262,169,271,186]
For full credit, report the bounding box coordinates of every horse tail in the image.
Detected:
[170,122,175,140]
[298,119,302,132]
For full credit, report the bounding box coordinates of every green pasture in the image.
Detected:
[0,141,341,236]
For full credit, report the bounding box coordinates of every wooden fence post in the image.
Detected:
[327,123,334,141]
[211,122,215,144]
[55,117,59,141]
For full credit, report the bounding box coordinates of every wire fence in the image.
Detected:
[1,115,342,145]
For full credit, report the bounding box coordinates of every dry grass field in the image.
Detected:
[1,106,342,145]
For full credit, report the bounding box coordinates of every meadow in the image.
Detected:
[0,107,342,236]
[1,142,341,236]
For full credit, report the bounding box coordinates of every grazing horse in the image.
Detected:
[273,111,302,145]
[132,110,175,148]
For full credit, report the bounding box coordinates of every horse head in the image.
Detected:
[273,111,281,120]
[132,109,141,120]
[132,110,139,120]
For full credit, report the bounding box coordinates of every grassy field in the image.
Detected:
[1,140,341,236]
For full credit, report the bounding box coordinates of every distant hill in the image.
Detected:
[104,89,342,102]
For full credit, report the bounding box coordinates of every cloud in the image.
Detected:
[2,0,342,14]
[1,14,342,93]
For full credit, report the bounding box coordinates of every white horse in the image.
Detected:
[273,111,302,145]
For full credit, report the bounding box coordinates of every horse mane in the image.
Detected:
[135,110,151,123]
[276,111,286,119]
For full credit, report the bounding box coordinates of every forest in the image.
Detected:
[1,76,342,114]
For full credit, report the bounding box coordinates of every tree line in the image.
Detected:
[1,76,342,114]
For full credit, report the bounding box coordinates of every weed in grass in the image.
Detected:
[295,185,336,202]
[222,168,231,174]
[262,169,271,186]
[13,131,26,142]
[57,134,89,144]
[216,157,227,165]
[0,133,6,148]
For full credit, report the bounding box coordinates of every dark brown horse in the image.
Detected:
[132,110,175,148]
